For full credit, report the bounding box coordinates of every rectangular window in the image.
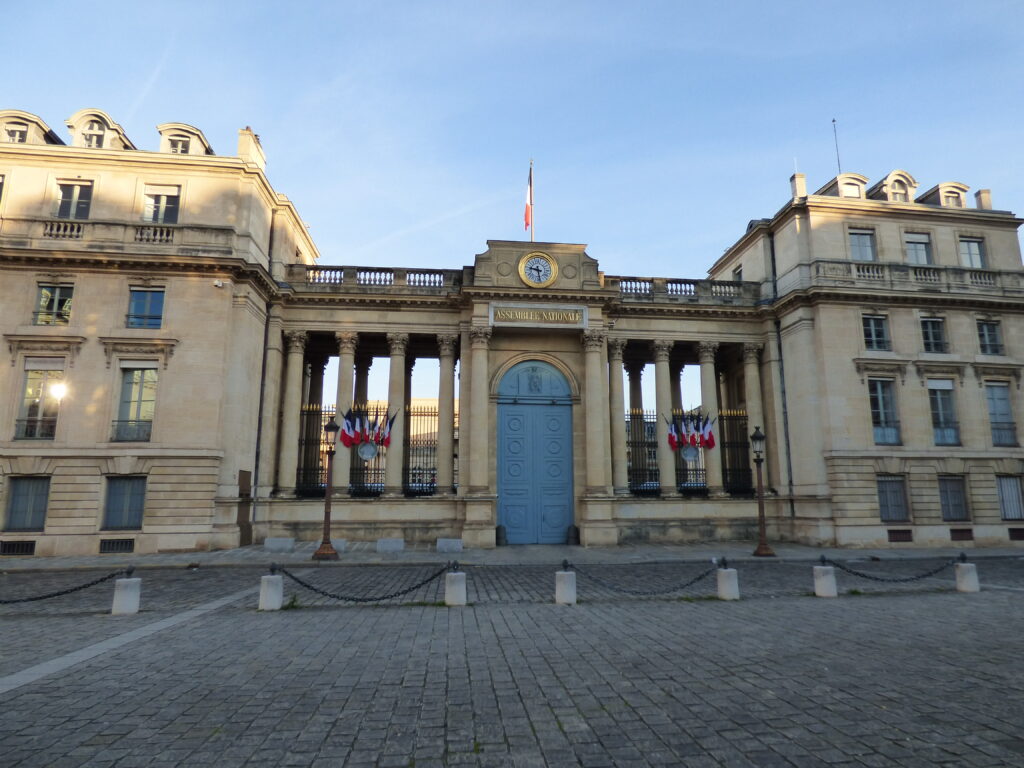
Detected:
[34,284,74,325]
[868,378,900,445]
[168,137,190,154]
[877,475,909,522]
[5,477,50,531]
[5,123,28,143]
[16,362,65,440]
[904,233,932,265]
[862,315,891,351]
[56,182,92,220]
[927,379,959,446]
[143,185,179,224]
[959,238,986,269]
[977,321,1003,355]
[113,368,157,441]
[126,289,165,329]
[986,383,1017,446]
[920,318,947,353]
[997,476,1024,521]
[849,229,876,261]
[939,476,969,522]
[103,476,146,530]
[732,266,743,282]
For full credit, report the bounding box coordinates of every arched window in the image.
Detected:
[83,119,106,148]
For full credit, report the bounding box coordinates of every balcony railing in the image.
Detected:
[15,418,56,440]
[111,420,153,442]
[293,265,463,292]
[612,276,758,304]
[1,217,236,256]
[992,422,1018,447]
[933,422,961,446]
[786,259,1024,297]
[126,313,163,329]
[42,221,84,239]
[33,310,71,326]
[873,422,901,445]
[135,226,175,244]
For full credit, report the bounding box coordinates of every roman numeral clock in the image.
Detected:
[517,251,558,288]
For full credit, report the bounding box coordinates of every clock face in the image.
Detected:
[517,252,558,287]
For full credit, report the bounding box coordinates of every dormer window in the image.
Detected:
[168,135,190,154]
[944,192,964,208]
[890,180,908,202]
[5,122,28,143]
[83,120,106,148]
[841,183,862,198]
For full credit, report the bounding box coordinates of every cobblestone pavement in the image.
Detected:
[1,557,1023,766]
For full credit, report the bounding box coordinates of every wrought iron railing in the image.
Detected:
[111,420,152,442]
[933,422,961,446]
[404,405,439,496]
[126,313,163,329]
[14,418,57,440]
[873,422,901,445]
[626,410,659,495]
[991,421,1018,447]
[33,310,71,325]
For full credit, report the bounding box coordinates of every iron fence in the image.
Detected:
[718,411,752,495]
[626,410,659,495]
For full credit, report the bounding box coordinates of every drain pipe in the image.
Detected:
[768,232,796,517]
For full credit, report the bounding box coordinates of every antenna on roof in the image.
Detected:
[832,118,842,175]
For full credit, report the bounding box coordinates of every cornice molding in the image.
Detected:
[4,334,87,366]
[98,336,179,369]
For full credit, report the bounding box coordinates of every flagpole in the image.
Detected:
[530,159,534,243]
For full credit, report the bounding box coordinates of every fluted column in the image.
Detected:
[468,326,492,492]
[383,333,409,495]
[583,330,609,493]
[743,343,765,445]
[608,339,629,494]
[437,334,458,493]
[333,332,358,491]
[653,340,676,495]
[700,342,724,494]
[277,331,307,494]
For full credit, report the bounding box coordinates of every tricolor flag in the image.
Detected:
[524,163,533,233]
[667,418,679,451]
[351,410,363,445]
[340,409,356,448]
[687,414,699,447]
[702,415,716,450]
[381,412,396,447]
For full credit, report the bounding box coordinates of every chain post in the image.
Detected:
[719,557,728,570]
[269,562,278,575]
[958,552,967,563]
[125,566,135,578]
[562,559,572,572]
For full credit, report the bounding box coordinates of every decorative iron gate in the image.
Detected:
[296,405,334,496]
[718,410,752,495]
[404,405,439,496]
[626,410,659,495]
[672,410,707,495]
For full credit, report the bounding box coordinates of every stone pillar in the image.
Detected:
[653,340,676,496]
[468,326,492,492]
[608,339,629,494]
[383,333,408,495]
[625,359,645,412]
[583,330,608,493]
[699,341,724,495]
[307,356,327,406]
[353,354,372,404]
[277,331,306,495]
[256,312,284,495]
[333,332,357,491]
[670,359,684,413]
[437,334,458,493]
[743,343,765,445]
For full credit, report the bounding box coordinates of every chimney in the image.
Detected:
[975,189,992,210]
[790,173,807,198]
[237,127,266,170]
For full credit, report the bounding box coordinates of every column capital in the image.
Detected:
[742,342,764,363]
[698,341,719,363]
[354,354,373,373]
[469,326,492,348]
[405,357,416,376]
[386,332,409,355]
[284,331,307,353]
[336,331,358,355]
[652,339,674,362]
[583,330,607,351]
[437,333,459,357]
[623,358,646,380]
[607,338,627,360]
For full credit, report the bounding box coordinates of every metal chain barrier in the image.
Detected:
[564,559,717,596]
[0,567,134,605]
[820,553,965,583]
[272,562,452,603]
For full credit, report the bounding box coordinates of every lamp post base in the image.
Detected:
[752,542,776,557]
[312,542,339,561]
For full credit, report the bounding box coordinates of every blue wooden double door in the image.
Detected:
[497,361,574,544]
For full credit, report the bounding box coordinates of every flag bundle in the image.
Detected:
[666,412,716,451]
[339,407,396,449]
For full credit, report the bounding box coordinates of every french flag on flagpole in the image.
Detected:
[524,162,533,236]
[340,409,356,448]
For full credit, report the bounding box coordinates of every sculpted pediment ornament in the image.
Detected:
[971,362,1023,389]
[5,334,86,366]
[912,360,968,386]
[99,337,179,368]
[852,358,910,385]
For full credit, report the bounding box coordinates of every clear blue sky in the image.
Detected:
[9,1,1023,278]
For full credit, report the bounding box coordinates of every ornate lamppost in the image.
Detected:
[750,426,775,557]
[312,418,341,561]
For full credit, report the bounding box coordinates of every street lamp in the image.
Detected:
[750,426,775,557]
[312,417,341,561]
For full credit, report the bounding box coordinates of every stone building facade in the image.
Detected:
[1,109,1022,555]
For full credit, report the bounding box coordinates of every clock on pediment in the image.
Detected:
[517,251,558,288]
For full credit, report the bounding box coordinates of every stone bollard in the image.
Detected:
[814,565,838,597]
[955,562,980,593]
[445,571,467,606]
[259,574,284,610]
[717,568,740,600]
[555,570,576,605]
[111,577,141,615]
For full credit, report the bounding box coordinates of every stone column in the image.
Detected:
[468,326,492,492]
[625,359,645,412]
[653,340,676,496]
[307,356,327,406]
[608,339,629,494]
[256,312,284,495]
[333,332,357,491]
[743,343,765,443]
[670,359,684,413]
[583,330,609,493]
[276,331,306,495]
[437,334,458,493]
[353,354,372,405]
[383,333,409,496]
[700,341,724,494]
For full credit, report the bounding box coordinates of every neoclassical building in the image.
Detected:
[2,108,1023,555]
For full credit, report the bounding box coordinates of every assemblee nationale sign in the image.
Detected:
[490,304,588,328]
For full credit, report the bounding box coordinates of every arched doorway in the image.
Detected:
[496,360,574,544]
